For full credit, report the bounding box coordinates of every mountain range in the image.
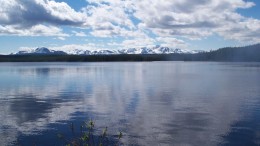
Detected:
[2,44,260,62]
[13,46,204,55]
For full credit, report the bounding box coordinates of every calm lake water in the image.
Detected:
[0,62,260,146]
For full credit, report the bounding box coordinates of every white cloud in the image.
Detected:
[130,0,259,42]
[156,37,188,48]
[1,0,260,48]
[216,18,260,42]
[56,37,66,40]
[90,22,147,38]
[49,43,107,52]
[83,2,134,28]
[82,1,139,38]
[120,37,156,48]
[83,0,260,44]
[0,0,86,27]
[72,31,87,37]
[0,0,86,36]
[153,28,212,40]
[0,24,68,37]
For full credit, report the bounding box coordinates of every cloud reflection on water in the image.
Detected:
[0,62,260,146]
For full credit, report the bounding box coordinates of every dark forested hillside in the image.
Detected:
[193,44,260,62]
[0,44,259,62]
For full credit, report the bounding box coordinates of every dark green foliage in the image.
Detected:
[57,120,123,146]
[0,44,259,62]
[0,54,173,62]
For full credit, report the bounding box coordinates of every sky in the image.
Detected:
[0,0,260,54]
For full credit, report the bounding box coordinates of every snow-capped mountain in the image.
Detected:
[14,46,204,55]
[15,47,67,55]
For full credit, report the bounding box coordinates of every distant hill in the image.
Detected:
[189,43,260,62]
[1,44,260,62]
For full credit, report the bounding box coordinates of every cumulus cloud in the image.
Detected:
[0,0,86,36]
[216,18,260,42]
[0,0,260,48]
[132,0,255,29]
[82,0,260,44]
[131,0,259,42]
[0,0,86,27]
[82,1,140,38]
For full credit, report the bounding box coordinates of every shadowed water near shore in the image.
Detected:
[0,62,260,146]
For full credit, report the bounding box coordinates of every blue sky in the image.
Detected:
[0,0,259,54]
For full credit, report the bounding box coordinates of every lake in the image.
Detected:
[0,62,260,146]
